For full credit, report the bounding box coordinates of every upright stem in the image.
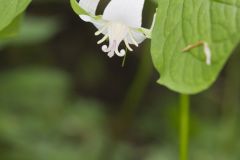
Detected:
[179,94,190,160]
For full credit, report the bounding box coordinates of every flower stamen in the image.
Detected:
[128,31,138,47]
[95,22,140,58]
[124,38,133,51]
[97,35,108,44]
[95,25,108,36]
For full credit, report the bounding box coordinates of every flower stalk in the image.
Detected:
[180,94,190,160]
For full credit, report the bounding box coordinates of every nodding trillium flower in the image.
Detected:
[70,0,155,58]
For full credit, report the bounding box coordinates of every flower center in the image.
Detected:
[95,22,138,58]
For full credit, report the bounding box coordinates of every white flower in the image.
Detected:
[73,0,155,58]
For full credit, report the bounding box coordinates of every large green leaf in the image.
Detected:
[151,0,240,94]
[0,0,31,34]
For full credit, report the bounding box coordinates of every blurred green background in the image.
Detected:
[0,0,239,160]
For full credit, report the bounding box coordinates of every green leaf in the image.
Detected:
[0,0,31,32]
[0,14,23,39]
[151,0,240,94]
[9,16,59,45]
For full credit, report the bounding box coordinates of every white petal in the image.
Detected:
[80,15,106,32]
[127,29,146,45]
[80,15,93,22]
[78,0,101,15]
[103,0,145,28]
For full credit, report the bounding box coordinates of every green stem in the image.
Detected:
[179,94,190,160]
[118,49,152,131]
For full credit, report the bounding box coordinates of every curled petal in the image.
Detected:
[79,15,107,35]
[78,0,101,15]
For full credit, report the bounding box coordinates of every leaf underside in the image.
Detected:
[151,0,240,94]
